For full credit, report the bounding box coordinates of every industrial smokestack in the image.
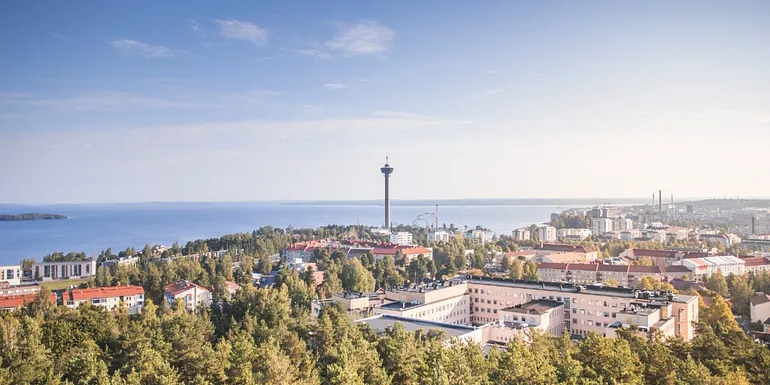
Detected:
[659,190,662,212]
[671,194,673,204]
[652,194,655,208]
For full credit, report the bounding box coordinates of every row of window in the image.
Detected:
[572,318,613,328]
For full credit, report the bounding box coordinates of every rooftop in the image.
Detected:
[751,293,770,307]
[164,280,209,296]
[501,299,563,315]
[536,243,593,253]
[355,314,476,338]
[0,293,56,309]
[380,301,422,310]
[69,285,144,301]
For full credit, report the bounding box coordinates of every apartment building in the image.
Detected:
[65,285,145,314]
[100,256,140,274]
[465,277,698,341]
[390,232,414,246]
[557,228,592,241]
[372,246,432,262]
[537,226,557,242]
[0,265,22,285]
[538,263,693,287]
[740,239,770,253]
[742,257,770,273]
[590,218,613,235]
[428,230,451,243]
[164,280,212,311]
[699,234,731,248]
[618,248,707,267]
[0,282,41,296]
[312,291,389,320]
[32,259,96,282]
[612,218,633,232]
[534,243,599,261]
[512,228,531,242]
[465,229,487,244]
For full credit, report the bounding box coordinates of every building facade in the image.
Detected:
[164,280,212,311]
[0,265,22,285]
[65,285,145,314]
[428,231,451,243]
[513,228,531,242]
[390,232,414,246]
[32,260,96,282]
[750,293,770,324]
[537,226,557,242]
[557,228,592,240]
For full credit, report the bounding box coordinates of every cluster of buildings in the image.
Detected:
[537,263,691,287]
[316,276,699,346]
[281,240,433,264]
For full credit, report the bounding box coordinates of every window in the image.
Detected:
[588,320,593,326]
[573,318,577,324]
[612,312,617,318]
[603,312,609,317]
[603,301,609,307]
[493,300,497,305]
[579,309,585,315]
[573,308,577,314]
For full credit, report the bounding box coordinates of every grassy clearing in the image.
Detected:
[41,278,88,291]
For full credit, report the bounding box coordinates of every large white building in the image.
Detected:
[750,293,770,327]
[390,232,414,246]
[333,277,699,342]
[65,285,145,314]
[512,228,531,242]
[164,280,212,311]
[612,218,633,232]
[428,231,451,243]
[590,218,613,235]
[537,226,557,242]
[672,256,745,279]
[465,230,487,244]
[32,259,96,282]
[0,265,22,285]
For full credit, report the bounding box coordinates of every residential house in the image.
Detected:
[164,280,212,311]
[65,285,145,314]
[0,292,57,312]
[750,293,770,325]
[699,234,731,248]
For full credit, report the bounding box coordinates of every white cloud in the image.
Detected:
[469,89,503,99]
[216,19,267,45]
[372,110,429,119]
[325,21,394,56]
[110,39,181,58]
[295,49,331,60]
[323,83,347,90]
[189,19,202,33]
[355,78,370,82]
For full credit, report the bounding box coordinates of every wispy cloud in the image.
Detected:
[295,49,331,60]
[323,83,347,90]
[189,19,202,34]
[372,110,428,119]
[469,88,503,99]
[2,91,193,111]
[325,21,394,56]
[110,39,181,58]
[216,19,267,45]
[354,78,369,82]
[52,33,69,40]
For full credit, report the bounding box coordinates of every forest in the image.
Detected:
[0,213,67,221]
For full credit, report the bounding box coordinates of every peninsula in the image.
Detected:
[0,213,68,221]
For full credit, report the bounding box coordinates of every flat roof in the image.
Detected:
[618,307,659,316]
[355,314,476,338]
[501,299,563,315]
[461,276,698,304]
[380,301,421,310]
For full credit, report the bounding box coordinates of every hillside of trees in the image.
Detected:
[0,213,67,221]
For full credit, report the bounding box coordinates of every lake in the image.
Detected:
[0,200,631,265]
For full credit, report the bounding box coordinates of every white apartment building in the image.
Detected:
[374,281,470,325]
[512,228,531,242]
[612,218,633,232]
[556,228,592,241]
[390,232,414,246]
[537,226,557,242]
[100,256,140,274]
[590,218,613,235]
[643,229,668,242]
[65,285,145,314]
[465,230,486,244]
[33,259,96,282]
[164,280,212,311]
[0,265,22,285]
[428,230,450,243]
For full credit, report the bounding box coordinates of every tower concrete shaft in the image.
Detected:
[380,158,394,229]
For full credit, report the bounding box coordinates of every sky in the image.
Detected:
[1,1,768,204]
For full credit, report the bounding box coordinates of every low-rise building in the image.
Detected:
[372,247,433,262]
[537,263,693,287]
[486,300,565,344]
[32,259,96,282]
[0,292,57,312]
[0,282,41,296]
[375,281,470,325]
[743,257,770,274]
[618,248,707,267]
[750,293,770,324]
[428,231,451,243]
[100,256,140,274]
[312,291,388,319]
[673,256,745,280]
[390,232,414,246]
[65,285,145,314]
[557,228,592,241]
[605,303,676,339]
[356,314,483,344]
[0,265,22,285]
[740,239,770,253]
[534,243,599,261]
[699,234,731,248]
[164,280,212,311]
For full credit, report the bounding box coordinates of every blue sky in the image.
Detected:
[1,1,768,203]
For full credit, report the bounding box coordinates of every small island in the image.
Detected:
[0,213,68,221]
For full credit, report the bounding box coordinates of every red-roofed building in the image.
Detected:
[225,281,241,296]
[618,248,708,267]
[535,243,599,261]
[372,246,432,262]
[742,257,770,274]
[164,280,212,311]
[0,293,57,312]
[281,240,329,262]
[66,285,145,314]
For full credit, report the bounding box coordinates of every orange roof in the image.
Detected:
[538,263,569,270]
[742,257,770,267]
[0,293,56,309]
[401,247,431,255]
[164,280,208,296]
[69,285,144,301]
[537,243,593,253]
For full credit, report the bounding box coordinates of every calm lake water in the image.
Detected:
[0,201,622,265]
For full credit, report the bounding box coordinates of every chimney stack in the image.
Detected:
[659,190,662,212]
